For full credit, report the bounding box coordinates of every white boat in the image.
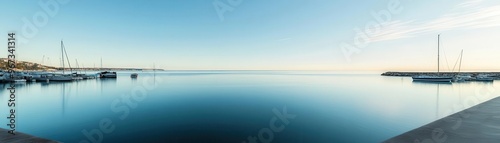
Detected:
[49,74,73,82]
[71,73,84,80]
[4,78,27,83]
[13,79,27,84]
[15,79,27,82]
[84,74,97,79]
[452,50,470,82]
[476,74,494,82]
[31,72,52,82]
[412,35,452,82]
[454,74,472,82]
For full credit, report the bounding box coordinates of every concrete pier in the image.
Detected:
[0,128,58,143]
[384,96,500,143]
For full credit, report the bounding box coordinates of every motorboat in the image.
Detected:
[99,71,117,78]
[476,74,494,82]
[131,73,138,78]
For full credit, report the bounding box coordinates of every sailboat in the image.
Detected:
[412,35,453,82]
[453,50,471,82]
[50,40,73,82]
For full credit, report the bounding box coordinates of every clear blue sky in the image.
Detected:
[1,0,500,71]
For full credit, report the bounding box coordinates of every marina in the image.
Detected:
[0,71,99,83]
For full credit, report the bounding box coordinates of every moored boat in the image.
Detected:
[453,74,472,82]
[412,76,453,82]
[99,71,117,78]
[49,74,73,82]
[476,74,494,82]
[131,73,138,78]
[412,35,452,83]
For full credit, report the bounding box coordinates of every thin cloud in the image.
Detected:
[456,0,483,8]
[369,0,500,42]
[276,38,292,42]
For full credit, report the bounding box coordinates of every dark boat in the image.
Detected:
[99,71,117,78]
[412,76,453,82]
[130,73,138,78]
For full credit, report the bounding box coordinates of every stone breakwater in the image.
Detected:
[381,71,500,78]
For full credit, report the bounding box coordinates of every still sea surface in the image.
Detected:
[1,71,499,143]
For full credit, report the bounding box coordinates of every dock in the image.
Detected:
[0,128,58,143]
[384,96,500,143]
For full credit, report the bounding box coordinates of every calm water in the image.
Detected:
[1,71,499,143]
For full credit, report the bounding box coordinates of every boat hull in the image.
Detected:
[100,75,117,78]
[49,76,73,82]
[476,78,494,82]
[99,71,117,78]
[412,77,453,82]
[130,73,138,78]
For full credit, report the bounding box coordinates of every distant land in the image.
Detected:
[0,58,164,71]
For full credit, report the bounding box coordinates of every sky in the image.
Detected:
[1,0,500,71]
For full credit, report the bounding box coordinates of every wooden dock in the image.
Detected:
[0,128,58,143]
[385,96,500,143]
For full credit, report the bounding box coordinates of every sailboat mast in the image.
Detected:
[75,59,79,74]
[61,40,65,74]
[437,34,440,75]
[458,49,463,73]
[62,41,72,73]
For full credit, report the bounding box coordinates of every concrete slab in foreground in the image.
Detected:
[0,128,59,143]
[385,96,500,143]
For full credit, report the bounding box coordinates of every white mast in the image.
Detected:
[61,40,65,74]
[458,49,463,73]
[437,34,440,75]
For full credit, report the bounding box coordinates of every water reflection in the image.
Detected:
[436,84,440,119]
[0,73,498,143]
[62,82,67,115]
